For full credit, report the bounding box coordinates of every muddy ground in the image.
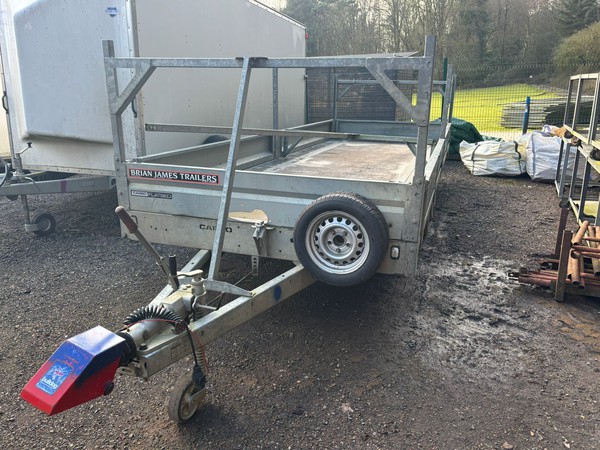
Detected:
[1,160,600,449]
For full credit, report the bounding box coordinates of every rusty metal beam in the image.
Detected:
[572,220,590,246]
[552,205,571,259]
[555,230,573,302]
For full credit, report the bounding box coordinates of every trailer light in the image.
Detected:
[390,246,400,260]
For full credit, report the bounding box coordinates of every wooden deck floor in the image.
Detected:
[252,139,416,183]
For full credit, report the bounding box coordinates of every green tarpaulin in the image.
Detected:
[448,118,484,158]
[433,118,484,159]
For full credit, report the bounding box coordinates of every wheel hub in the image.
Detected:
[307,211,370,274]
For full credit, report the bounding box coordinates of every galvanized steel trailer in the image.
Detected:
[21,36,455,423]
[107,36,454,283]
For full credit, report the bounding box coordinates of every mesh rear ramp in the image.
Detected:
[306,68,418,123]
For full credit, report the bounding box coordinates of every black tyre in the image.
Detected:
[167,376,207,424]
[203,135,228,144]
[0,157,9,188]
[31,213,56,237]
[293,192,389,287]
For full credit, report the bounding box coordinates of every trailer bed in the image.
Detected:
[252,139,416,183]
[103,37,455,281]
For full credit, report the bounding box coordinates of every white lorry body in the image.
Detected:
[0,0,306,174]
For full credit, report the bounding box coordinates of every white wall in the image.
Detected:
[0,0,306,171]
[136,0,306,154]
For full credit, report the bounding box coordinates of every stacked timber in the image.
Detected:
[500,97,593,128]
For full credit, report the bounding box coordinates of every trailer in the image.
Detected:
[0,0,305,234]
[21,36,455,423]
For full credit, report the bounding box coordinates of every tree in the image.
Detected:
[259,0,287,9]
[554,0,600,37]
[282,0,569,73]
[415,0,457,59]
[378,0,421,52]
[284,0,382,55]
[450,0,490,64]
[553,20,600,73]
[520,0,557,62]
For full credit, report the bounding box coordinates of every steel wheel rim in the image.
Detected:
[37,218,52,233]
[304,210,370,274]
[178,384,200,421]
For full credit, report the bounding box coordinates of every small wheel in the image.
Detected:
[168,376,207,424]
[6,195,18,201]
[31,213,56,236]
[293,192,389,287]
[203,135,228,144]
[0,157,10,188]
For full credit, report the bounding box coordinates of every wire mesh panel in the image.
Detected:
[306,62,600,142]
[455,75,566,139]
[452,63,600,140]
[306,68,418,123]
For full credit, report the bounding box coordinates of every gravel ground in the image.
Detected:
[2,160,600,449]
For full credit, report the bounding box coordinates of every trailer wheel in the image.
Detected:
[167,376,207,424]
[0,157,10,188]
[31,213,56,237]
[293,192,388,287]
[203,135,228,144]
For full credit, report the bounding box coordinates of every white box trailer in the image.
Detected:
[0,0,306,233]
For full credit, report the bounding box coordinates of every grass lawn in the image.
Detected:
[428,83,559,133]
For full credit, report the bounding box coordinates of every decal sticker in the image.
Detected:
[36,362,72,395]
[131,190,173,199]
[199,224,232,233]
[61,345,89,375]
[128,168,220,185]
[106,6,118,17]
[274,285,282,302]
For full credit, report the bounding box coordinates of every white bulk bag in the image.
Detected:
[459,140,526,176]
[517,131,591,182]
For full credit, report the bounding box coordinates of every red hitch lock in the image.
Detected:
[21,326,126,415]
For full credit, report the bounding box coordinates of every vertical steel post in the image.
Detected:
[406,35,435,249]
[555,139,566,195]
[272,68,280,158]
[596,192,600,226]
[564,78,574,126]
[440,57,447,119]
[553,203,570,259]
[439,65,454,133]
[103,40,130,211]
[414,35,435,179]
[272,68,279,130]
[522,96,530,135]
[567,143,578,211]
[578,157,592,223]
[568,148,584,222]
[208,58,253,280]
[572,76,584,131]
[0,65,16,167]
[332,74,339,132]
[555,230,573,302]
[589,75,600,143]
[20,195,31,224]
